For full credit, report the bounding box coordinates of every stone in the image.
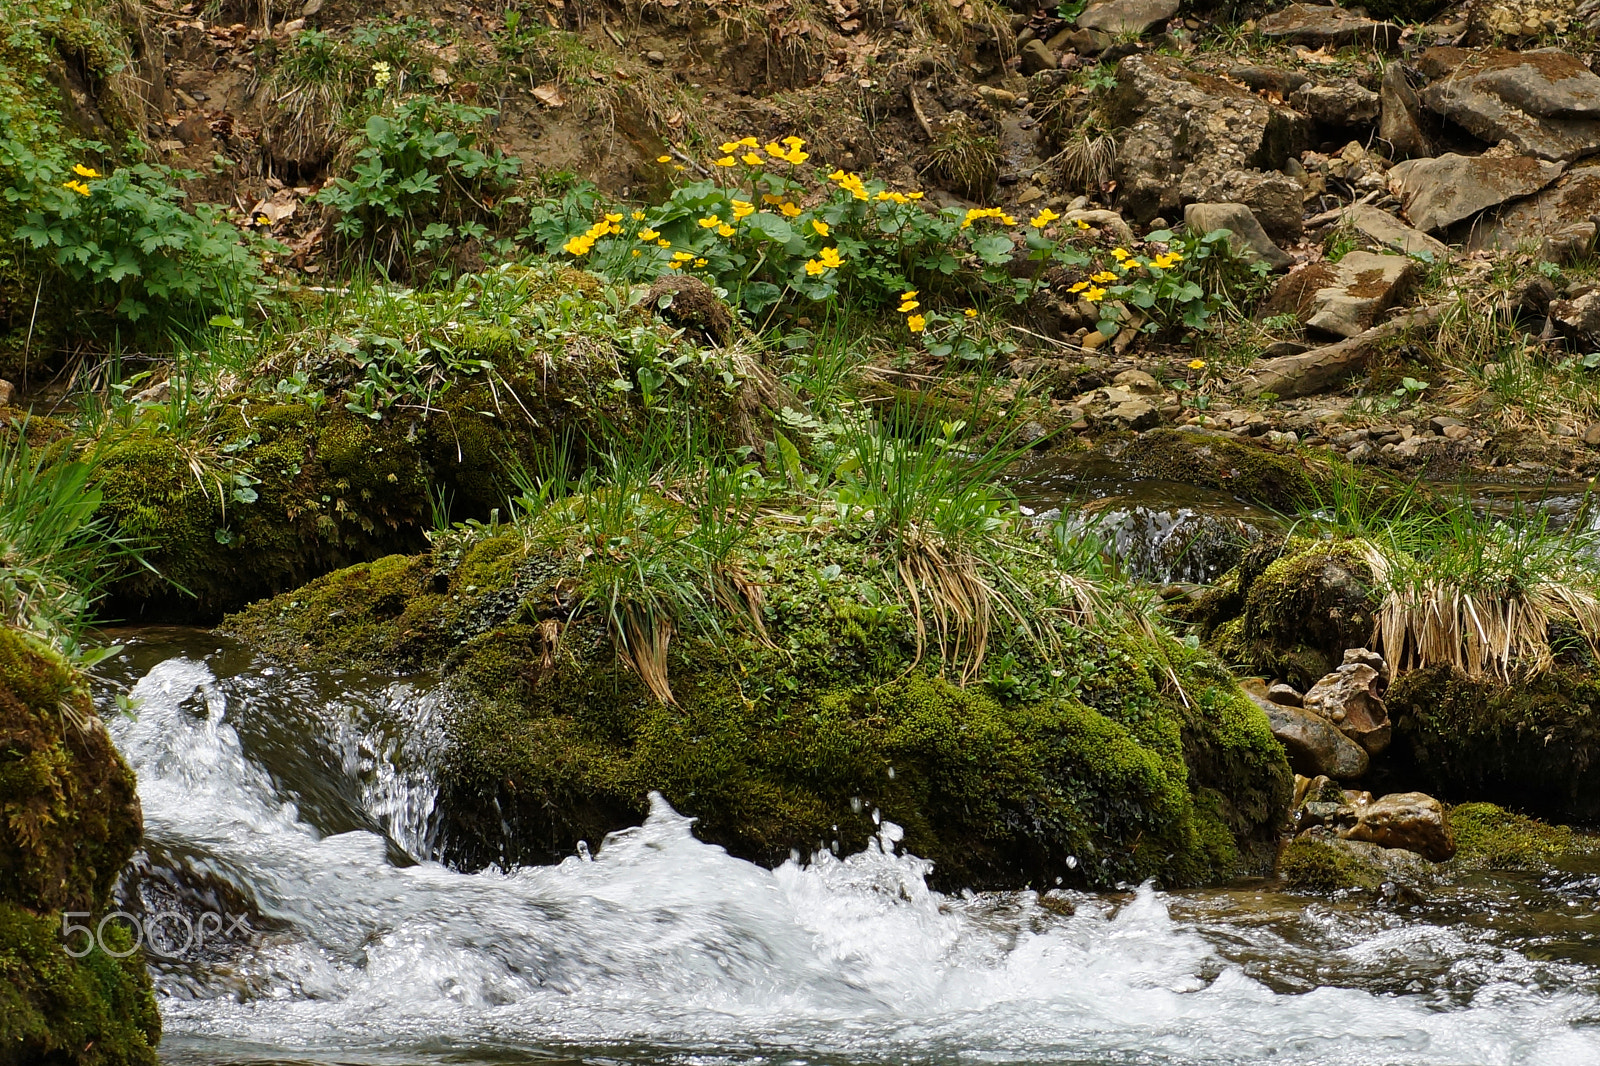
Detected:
[1380,63,1432,161]
[1465,162,1600,254]
[1184,202,1295,270]
[1418,47,1600,162]
[1443,424,1472,440]
[1112,368,1162,393]
[1108,397,1161,429]
[1021,39,1058,75]
[1343,791,1456,861]
[1107,55,1310,239]
[1062,209,1137,245]
[1342,646,1389,681]
[1303,251,1423,338]
[1245,686,1371,779]
[1553,291,1600,346]
[1077,0,1179,34]
[0,378,12,406]
[1268,681,1304,706]
[1304,658,1392,755]
[1230,65,1311,97]
[1291,81,1382,128]
[1339,204,1448,260]
[1240,304,1446,399]
[1388,152,1565,234]
[1471,0,1577,38]
[1256,3,1402,50]
[1584,422,1600,446]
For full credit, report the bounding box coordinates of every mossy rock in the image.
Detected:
[1278,837,1383,892]
[227,521,1293,891]
[1391,665,1600,823]
[1450,802,1578,869]
[1116,430,1320,512]
[0,627,159,1064]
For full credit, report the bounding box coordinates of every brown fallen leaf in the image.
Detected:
[532,83,567,107]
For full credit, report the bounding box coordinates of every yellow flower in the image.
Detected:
[719,141,740,153]
[632,249,641,257]
[964,308,978,317]
[1029,208,1060,229]
[638,228,660,241]
[742,152,765,166]
[779,202,801,217]
[782,135,805,149]
[563,234,594,256]
[731,199,755,219]
[811,219,830,237]
[1091,271,1119,284]
[62,180,90,196]
[672,251,694,261]
[256,215,271,226]
[632,210,646,220]
[818,246,843,269]
[907,314,926,333]
[698,216,722,229]
[714,156,737,167]
[657,154,673,163]
[1075,218,1091,230]
[72,163,100,178]
[694,257,708,267]
[1000,214,1017,226]
[668,261,683,269]
[1084,286,1106,302]
[898,299,920,313]
[907,191,925,200]
[765,141,786,158]
[1111,248,1130,260]
[718,223,736,237]
[804,258,829,276]
[372,60,392,88]
[738,136,759,148]
[1068,281,1089,293]
[763,194,785,205]
[901,290,918,300]
[784,149,810,164]
[657,239,671,248]
[1166,251,1184,262]
[604,213,623,223]
[674,165,685,172]
[1189,359,1207,370]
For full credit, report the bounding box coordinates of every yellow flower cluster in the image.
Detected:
[62,162,100,196]
[372,60,392,88]
[875,190,923,204]
[897,289,925,332]
[1152,251,1185,269]
[1028,208,1059,229]
[715,135,809,167]
[828,169,870,201]
[960,207,1016,229]
[805,246,844,276]
[563,212,625,256]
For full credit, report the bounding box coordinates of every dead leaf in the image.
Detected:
[532,83,567,107]
[430,66,452,86]
[249,198,298,223]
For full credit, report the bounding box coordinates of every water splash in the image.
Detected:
[107,647,1600,1066]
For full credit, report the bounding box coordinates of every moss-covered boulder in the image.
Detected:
[1450,802,1580,869]
[1175,537,1377,689]
[1390,665,1600,823]
[1116,430,1321,512]
[0,627,159,1064]
[227,514,1293,891]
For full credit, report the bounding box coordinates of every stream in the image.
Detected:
[96,628,1600,1066]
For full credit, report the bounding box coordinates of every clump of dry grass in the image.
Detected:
[924,112,998,202]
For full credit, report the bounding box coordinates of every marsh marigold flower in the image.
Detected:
[1084,286,1106,302]
[698,216,722,229]
[714,156,737,167]
[742,152,765,166]
[1029,208,1059,229]
[811,219,830,237]
[1189,358,1206,370]
[63,180,90,195]
[638,228,660,241]
[718,223,736,237]
[779,202,801,217]
[907,314,926,332]
[72,163,100,178]
[657,154,673,163]
[731,200,755,219]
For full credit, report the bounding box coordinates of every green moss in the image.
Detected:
[1392,665,1600,823]
[1278,838,1381,892]
[0,626,158,1064]
[229,521,1293,891]
[1118,430,1320,512]
[1450,802,1577,869]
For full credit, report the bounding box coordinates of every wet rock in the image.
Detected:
[1184,202,1294,271]
[0,377,12,406]
[1021,39,1058,74]
[1343,791,1456,861]
[1107,55,1310,239]
[1418,47,1600,162]
[1388,152,1565,234]
[1268,681,1304,706]
[1062,209,1137,245]
[1279,834,1434,892]
[1380,64,1432,161]
[1337,204,1448,260]
[1077,0,1178,34]
[1304,652,1392,755]
[1256,3,1402,50]
[1243,683,1371,779]
[1291,81,1381,128]
[1465,162,1600,255]
[1303,251,1423,338]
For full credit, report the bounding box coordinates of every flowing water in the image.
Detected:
[92,630,1600,1066]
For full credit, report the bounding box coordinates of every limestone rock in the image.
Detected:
[1268,681,1304,706]
[1380,64,1432,161]
[1465,162,1600,254]
[1077,0,1178,35]
[1108,397,1161,429]
[1244,684,1370,779]
[1304,655,1392,755]
[1256,3,1402,50]
[1240,304,1445,399]
[1343,791,1457,861]
[1021,39,1058,74]
[1388,152,1565,234]
[1230,65,1311,97]
[1304,251,1422,338]
[1339,203,1448,260]
[1418,47,1600,162]
[1553,290,1600,345]
[1107,55,1310,239]
[1292,81,1382,128]
[1184,202,1294,270]
[1112,368,1162,393]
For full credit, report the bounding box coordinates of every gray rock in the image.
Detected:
[1231,65,1311,97]
[1244,686,1370,779]
[1339,204,1448,261]
[1292,81,1382,128]
[1466,162,1600,254]
[1077,0,1178,35]
[1021,39,1058,75]
[1184,202,1294,270]
[1380,64,1432,161]
[1418,47,1600,162]
[1111,368,1162,393]
[1343,791,1456,862]
[1388,152,1566,234]
[0,378,12,407]
[1304,657,1392,755]
[1304,251,1423,338]
[1108,397,1161,430]
[1107,55,1310,239]
[1256,3,1402,50]
[1554,290,1600,346]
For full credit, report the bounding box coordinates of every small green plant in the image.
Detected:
[1391,376,1427,404]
